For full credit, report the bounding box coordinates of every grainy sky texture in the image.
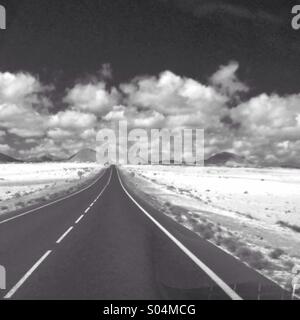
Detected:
[0,0,299,166]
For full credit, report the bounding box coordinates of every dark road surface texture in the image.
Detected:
[0,166,290,300]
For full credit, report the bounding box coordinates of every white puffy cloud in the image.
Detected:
[99,63,113,80]
[0,72,47,103]
[131,110,165,128]
[3,64,300,166]
[103,105,165,129]
[229,93,300,165]
[0,72,52,138]
[24,138,36,144]
[121,70,227,115]
[0,144,14,154]
[19,138,64,158]
[80,128,97,140]
[64,82,120,114]
[48,110,97,130]
[47,128,75,140]
[210,61,249,96]
[231,93,300,137]
[102,105,127,122]
[0,102,48,138]
[38,110,98,156]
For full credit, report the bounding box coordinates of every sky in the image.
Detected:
[0,0,299,166]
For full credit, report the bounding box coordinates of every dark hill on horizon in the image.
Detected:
[0,153,21,163]
[205,152,251,167]
[69,148,97,163]
[26,154,67,163]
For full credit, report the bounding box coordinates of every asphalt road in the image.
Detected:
[0,166,291,300]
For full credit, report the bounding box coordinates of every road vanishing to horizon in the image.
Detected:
[0,166,291,300]
[0,1,300,315]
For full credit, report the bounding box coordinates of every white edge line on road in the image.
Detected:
[88,169,112,213]
[0,169,106,225]
[4,250,52,299]
[57,169,112,237]
[56,226,74,244]
[75,215,84,224]
[116,168,243,301]
[84,169,112,214]
[2,168,114,300]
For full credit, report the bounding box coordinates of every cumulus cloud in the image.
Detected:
[19,138,65,158]
[102,105,127,122]
[231,94,300,138]
[99,63,113,80]
[0,71,48,103]
[2,64,300,166]
[47,128,75,140]
[48,110,97,131]
[0,71,102,157]
[131,110,165,128]
[64,82,120,114]
[0,71,52,138]
[210,61,249,97]
[45,110,98,155]
[80,128,97,140]
[159,1,282,25]
[0,144,14,155]
[103,105,165,129]
[121,70,227,115]
[229,93,300,165]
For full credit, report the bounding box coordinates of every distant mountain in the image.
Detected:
[26,154,66,163]
[280,163,300,169]
[69,148,96,163]
[0,153,21,163]
[205,152,250,167]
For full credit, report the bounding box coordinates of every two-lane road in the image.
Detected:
[0,166,290,300]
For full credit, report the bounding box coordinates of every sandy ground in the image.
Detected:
[121,165,300,292]
[0,162,102,215]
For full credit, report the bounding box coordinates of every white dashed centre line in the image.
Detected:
[3,168,113,300]
[4,250,52,299]
[75,215,84,224]
[116,168,243,301]
[56,226,73,244]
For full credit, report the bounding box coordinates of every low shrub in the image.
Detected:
[14,192,21,199]
[193,222,215,240]
[277,221,300,233]
[236,246,270,270]
[222,237,239,253]
[170,206,183,217]
[16,202,25,208]
[269,248,285,260]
